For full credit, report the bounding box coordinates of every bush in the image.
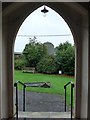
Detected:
[14,58,25,70]
[37,55,58,74]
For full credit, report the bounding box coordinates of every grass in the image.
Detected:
[14,70,75,106]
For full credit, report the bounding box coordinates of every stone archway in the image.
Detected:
[1,2,89,119]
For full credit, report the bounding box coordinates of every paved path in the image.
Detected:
[18,91,69,112]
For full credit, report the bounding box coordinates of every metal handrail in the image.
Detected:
[15,80,26,87]
[71,82,74,119]
[64,81,74,119]
[14,81,26,119]
[64,81,71,112]
[64,81,71,88]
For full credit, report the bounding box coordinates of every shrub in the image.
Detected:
[37,55,57,74]
[14,58,25,70]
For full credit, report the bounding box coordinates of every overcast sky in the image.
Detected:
[14,5,74,52]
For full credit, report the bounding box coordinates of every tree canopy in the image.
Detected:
[55,41,75,75]
[14,39,75,76]
[23,39,47,68]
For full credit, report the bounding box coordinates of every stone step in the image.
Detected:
[18,111,72,118]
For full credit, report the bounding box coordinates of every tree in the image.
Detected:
[23,38,47,68]
[37,55,57,74]
[55,41,75,76]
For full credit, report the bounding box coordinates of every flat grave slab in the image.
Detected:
[24,82,51,88]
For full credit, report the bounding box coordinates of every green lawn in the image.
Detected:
[14,70,75,106]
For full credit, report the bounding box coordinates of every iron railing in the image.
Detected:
[14,81,51,119]
[64,81,74,119]
[14,81,26,119]
[14,80,74,119]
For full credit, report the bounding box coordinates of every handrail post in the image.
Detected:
[64,82,71,112]
[14,81,27,119]
[23,85,26,111]
[14,83,18,119]
[64,86,67,112]
[64,81,74,119]
[71,83,74,119]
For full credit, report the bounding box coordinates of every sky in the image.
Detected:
[14,5,74,53]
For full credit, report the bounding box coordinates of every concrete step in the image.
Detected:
[18,111,72,118]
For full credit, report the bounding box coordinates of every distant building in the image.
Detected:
[43,42,54,55]
[14,52,22,59]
